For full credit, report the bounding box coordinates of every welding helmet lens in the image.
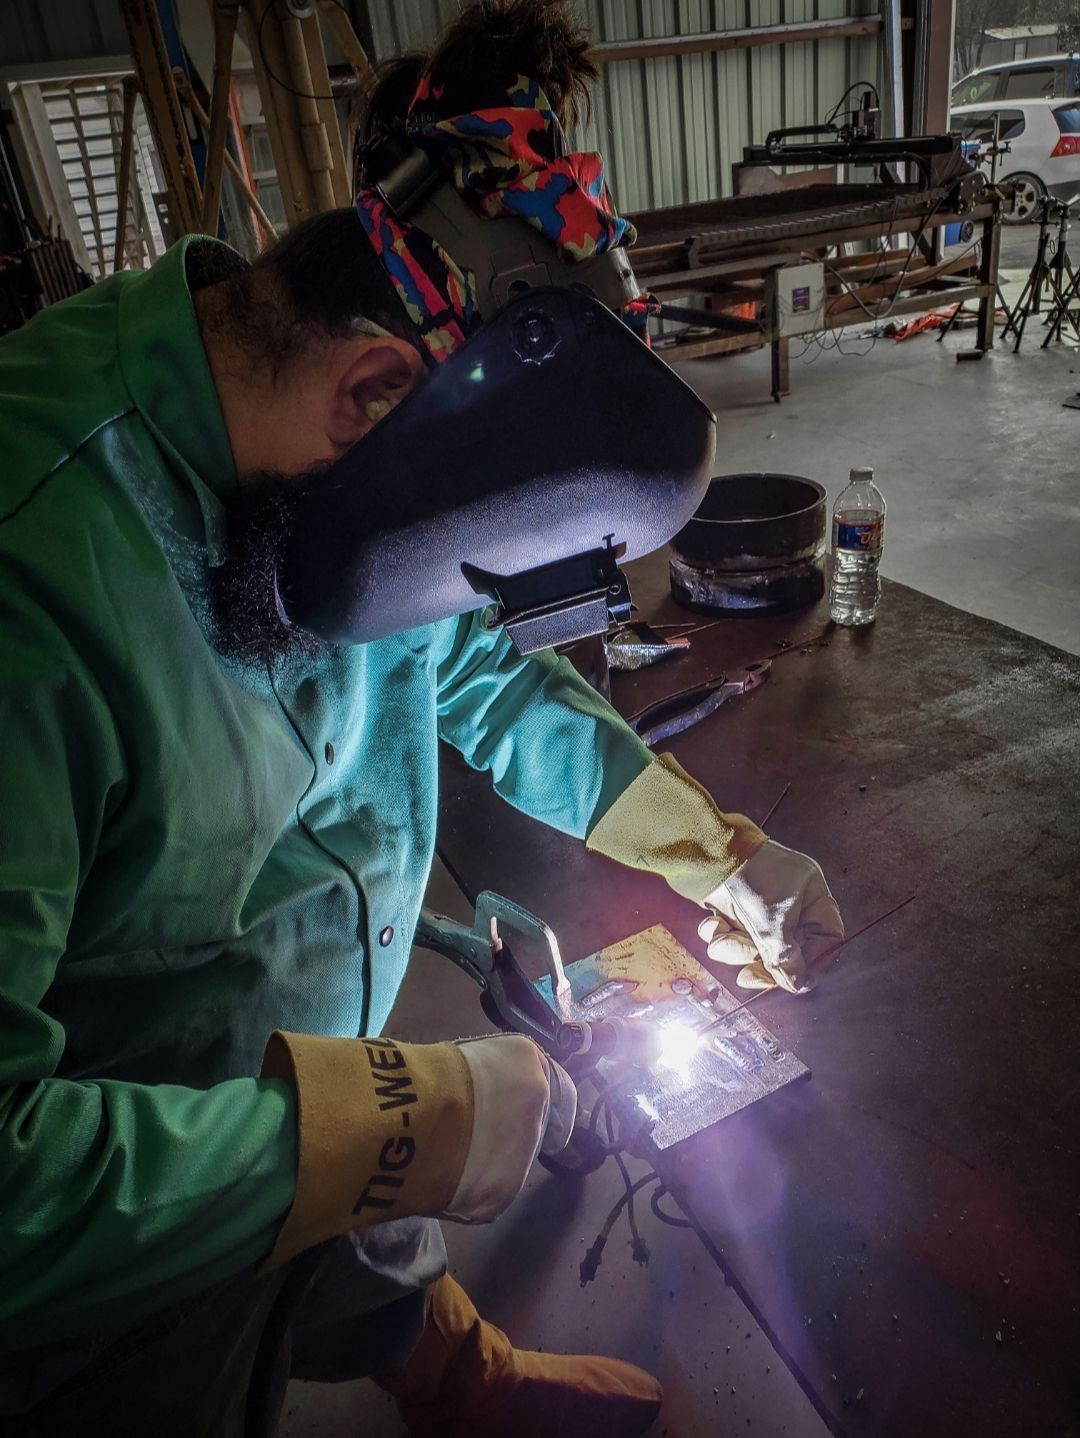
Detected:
[274,285,715,652]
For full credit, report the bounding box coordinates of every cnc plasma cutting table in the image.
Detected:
[627,164,1005,397]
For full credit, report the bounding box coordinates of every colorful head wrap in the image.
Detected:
[354,70,659,363]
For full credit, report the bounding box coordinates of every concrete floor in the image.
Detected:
[280,221,1079,1436]
[677,225,1080,657]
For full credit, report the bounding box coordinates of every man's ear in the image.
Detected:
[325,337,425,451]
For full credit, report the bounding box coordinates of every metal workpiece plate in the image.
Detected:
[439,564,1080,1434]
[536,925,808,1150]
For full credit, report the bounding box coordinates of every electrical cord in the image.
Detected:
[579,1173,658,1286]
[794,187,977,362]
[605,1102,650,1265]
[823,80,880,129]
[870,189,949,320]
[827,227,987,331]
[577,1160,696,1285]
[574,1090,638,1161]
[788,192,902,363]
[650,1183,694,1229]
[570,1060,701,1285]
[255,0,352,103]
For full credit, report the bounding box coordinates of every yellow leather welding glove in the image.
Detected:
[586,753,843,993]
[701,840,844,993]
[261,1032,576,1270]
[586,752,767,896]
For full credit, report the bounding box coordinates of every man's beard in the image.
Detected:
[209,468,326,672]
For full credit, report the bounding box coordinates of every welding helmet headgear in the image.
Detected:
[274,72,714,652]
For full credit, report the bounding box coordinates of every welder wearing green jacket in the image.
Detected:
[0,219,842,1436]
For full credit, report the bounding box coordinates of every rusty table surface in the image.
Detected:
[436,555,1080,1437]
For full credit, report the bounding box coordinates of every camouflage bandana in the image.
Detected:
[354,69,659,364]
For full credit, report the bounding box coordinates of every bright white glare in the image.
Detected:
[635,1092,661,1122]
[654,1021,703,1076]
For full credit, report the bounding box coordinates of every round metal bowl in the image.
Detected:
[669,472,827,616]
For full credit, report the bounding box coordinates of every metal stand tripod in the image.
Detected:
[1001,197,1080,351]
[1040,199,1080,347]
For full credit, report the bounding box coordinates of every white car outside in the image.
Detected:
[951,98,1080,220]
[952,54,1079,108]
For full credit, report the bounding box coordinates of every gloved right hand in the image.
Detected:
[445,1035,576,1222]
[260,1029,576,1269]
[700,839,844,994]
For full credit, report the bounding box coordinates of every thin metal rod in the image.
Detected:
[759,783,791,828]
[703,986,773,1024]
[704,892,917,1028]
[838,892,916,948]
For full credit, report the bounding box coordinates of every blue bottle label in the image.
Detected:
[835,517,883,551]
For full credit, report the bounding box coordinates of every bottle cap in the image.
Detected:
[850,467,875,481]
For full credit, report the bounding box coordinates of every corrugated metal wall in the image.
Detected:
[0,0,127,68]
[365,0,884,212]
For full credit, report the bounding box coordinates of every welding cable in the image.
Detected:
[586,1076,631,1154]
[605,1104,650,1265]
[875,190,950,316]
[615,1152,648,1262]
[649,1183,694,1230]
[837,202,990,350]
[588,1086,609,1140]
[537,1084,624,1176]
[797,217,894,363]
[585,1090,648,1162]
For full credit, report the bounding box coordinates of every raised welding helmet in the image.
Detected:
[275,71,715,653]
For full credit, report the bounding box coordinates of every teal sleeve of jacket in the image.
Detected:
[433,612,654,839]
[0,602,298,1350]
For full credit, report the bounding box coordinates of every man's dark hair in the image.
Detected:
[354,0,597,149]
[199,208,419,372]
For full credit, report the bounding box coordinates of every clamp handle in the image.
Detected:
[475,891,571,1003]
[414,893,571,1057]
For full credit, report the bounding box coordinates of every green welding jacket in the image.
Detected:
[0,238,653,1354]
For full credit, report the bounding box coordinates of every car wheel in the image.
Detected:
[1002,172,1046,223]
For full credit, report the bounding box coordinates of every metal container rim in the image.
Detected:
[688,473,828,528]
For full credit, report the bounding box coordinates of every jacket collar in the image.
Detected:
[117,236,238,560]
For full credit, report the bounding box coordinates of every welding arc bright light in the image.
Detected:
[653,1021,704,1074]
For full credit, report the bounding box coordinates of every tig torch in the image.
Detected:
[554,1016,661,1068]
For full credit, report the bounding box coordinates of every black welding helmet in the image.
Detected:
[275,284,715,652]
[275,80,715,652]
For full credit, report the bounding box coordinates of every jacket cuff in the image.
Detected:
[585,752,767,903]
[260,1032,473,1271]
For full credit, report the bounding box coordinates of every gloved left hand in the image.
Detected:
[699,840,844,994]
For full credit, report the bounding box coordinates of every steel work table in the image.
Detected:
[436,555,1080,1437]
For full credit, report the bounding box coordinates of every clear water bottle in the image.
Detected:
[829,467,885,626]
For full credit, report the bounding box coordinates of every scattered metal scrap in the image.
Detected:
[605,621,691,671]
